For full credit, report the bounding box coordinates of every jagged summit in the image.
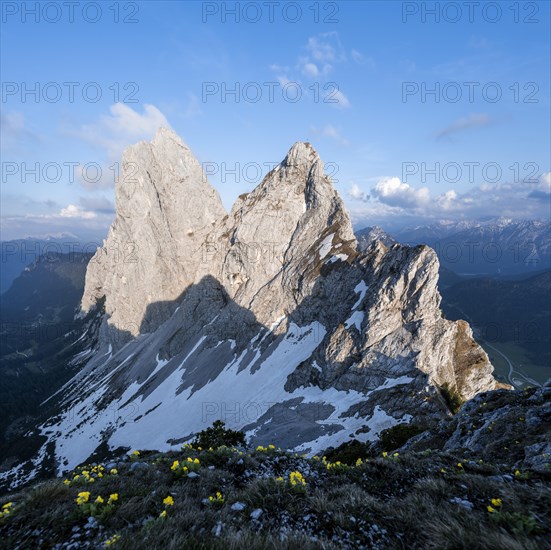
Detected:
[82,132,353,337]
[283,141,319,168]
[81,127,226,337]
[4,129,505,488]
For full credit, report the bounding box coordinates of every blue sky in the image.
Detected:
[1,0,550,240]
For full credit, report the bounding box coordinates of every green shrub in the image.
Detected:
[490,511,543,536]
[192,420,245,449]
[379,424,424,452]
[440,384,463,414]
[323,439,372,465]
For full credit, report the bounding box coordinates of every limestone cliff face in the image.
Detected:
[25,128,504,480]
[80,128,226,337]
[82,129,497,399]
[205,141,357,325]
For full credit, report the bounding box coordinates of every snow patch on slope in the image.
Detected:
[318,234,334,259]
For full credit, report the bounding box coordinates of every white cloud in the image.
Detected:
[351,49,375,68]
[75,103,170,160]
[271,32,352,107]
[298,32,346,77]
[269,64,289,73]
[435,189,458,210]
[60,204,97,219]
[310,124,349,146]
[436,113,493,140]
[527,171,551,201]
[276,75,292,87]
[1,112,25,137]
[306,32,346,65]
[1,111,40,149]
[328,89,351,109]
[302,62,319,78]
[372,177,430,208]
[539,171,551,192]
[0,202,114,240]
[348,183,369,202]
[348,171,551,227]
[182,92,202,118]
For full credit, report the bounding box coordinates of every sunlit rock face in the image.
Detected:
[5,129,504,488]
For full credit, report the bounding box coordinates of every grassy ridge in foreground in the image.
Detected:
[1,442,550,549]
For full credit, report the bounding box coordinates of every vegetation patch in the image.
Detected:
[379,424,425,452]
[440,383,464,414]
[1,421,549,549]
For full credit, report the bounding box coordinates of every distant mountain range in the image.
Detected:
[0,235,98,294]
[355,226,396,249]
[391,218,551,276]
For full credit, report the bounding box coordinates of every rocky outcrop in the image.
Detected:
[3,129,505,485]
[400,386,550,473]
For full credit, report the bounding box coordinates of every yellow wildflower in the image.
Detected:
[108,493,119,503]
[171,460,180,471]
[208,491,224,504]
[194,458,200,464]
[110,469,118,475]
[95,496,105,504]
[63,479,71,486]
[487,505,496,513]
[289,471,306,487]
[76,491,91,505]
[163,495,174,506]
[382,452,388,458]
[104,533,121,546]
[130,450,140,457]
[457,463,463,469]
[491,498,502,507]
[356,458,363,466]
[160,510,167,518]
[514,469,521,476]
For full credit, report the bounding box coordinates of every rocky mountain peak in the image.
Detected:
[283,141,319,169]
[51,129,505,479]
[80,128,226,339]
[82,133,359,340]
